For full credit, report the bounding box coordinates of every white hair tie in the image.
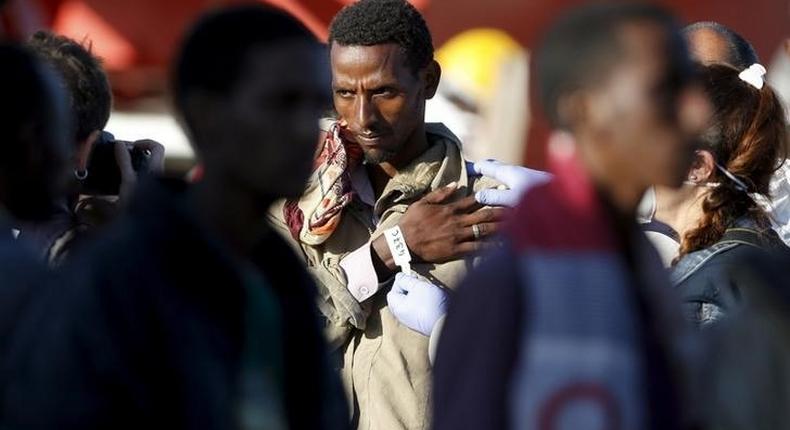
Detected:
[739,63,766,90]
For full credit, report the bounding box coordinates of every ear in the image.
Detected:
[688,149,716,182]
[422,60,441,100]
[75,130,101,171]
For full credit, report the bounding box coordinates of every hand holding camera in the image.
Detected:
[82,131,165,198]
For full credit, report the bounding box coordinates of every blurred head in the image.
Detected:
[683,22,758,68]
[679,64,786,256]
[0,44,72,221]
[328,0,440,165]
[173,5,329,199]
[27,31,111,172]
[537,3,709,190]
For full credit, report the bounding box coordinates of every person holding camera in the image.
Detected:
[18,31,164,265]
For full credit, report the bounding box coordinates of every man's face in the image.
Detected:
[330,43,433,164]
[584,23,708,189]
[209,40,330,199]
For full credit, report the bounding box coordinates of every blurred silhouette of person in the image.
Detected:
[0,42,71,399]
[2,5,347,430]
[432,4,710,429]
[19,31,164,265]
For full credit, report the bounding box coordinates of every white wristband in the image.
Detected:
[384,225,412,275]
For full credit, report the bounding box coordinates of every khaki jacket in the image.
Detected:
[269,123,498,430]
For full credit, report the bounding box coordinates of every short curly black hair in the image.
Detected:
[27,31,111,143]
[328,0,433,72]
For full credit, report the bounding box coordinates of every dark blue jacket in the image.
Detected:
[671,218,788,327]
[0,221,50,388]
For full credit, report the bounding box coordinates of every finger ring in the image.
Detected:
[472,224,481,239]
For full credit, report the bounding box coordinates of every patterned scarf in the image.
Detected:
[283,121,363,245]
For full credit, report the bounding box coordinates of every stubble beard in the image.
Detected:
[362,147,397,165]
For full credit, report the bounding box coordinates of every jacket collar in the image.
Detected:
[670,217,768,286]
[373,123,468,217]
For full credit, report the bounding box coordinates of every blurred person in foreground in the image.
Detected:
[2,5,346,429]
[18,31,164,265]
[267,1,544,428]
[432,4,710,429]
[0,42,71,384]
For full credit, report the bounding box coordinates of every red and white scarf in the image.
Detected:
[284,121,363,245]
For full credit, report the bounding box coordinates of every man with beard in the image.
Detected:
[266,0,546,428]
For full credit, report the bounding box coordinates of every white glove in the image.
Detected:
[387,273,448,337]
[469,159,551,207]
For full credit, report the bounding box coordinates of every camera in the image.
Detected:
[82,131,152,196]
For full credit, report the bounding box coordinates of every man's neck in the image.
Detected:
[367,124,429,197]
[191,171,273,257]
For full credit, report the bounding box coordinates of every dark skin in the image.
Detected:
[186,40,330,256]
[330,43,503,280]
[566,22,708,217]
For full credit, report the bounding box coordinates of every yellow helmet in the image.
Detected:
[436,28,525,103]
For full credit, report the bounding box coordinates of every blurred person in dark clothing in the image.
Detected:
[20,31,164,265]
[0,42,71,398]
[2,5,346,430]
[433,4,710,430]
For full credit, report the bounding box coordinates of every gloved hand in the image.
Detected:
[468,159,552,207]
[387,273,448,337]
